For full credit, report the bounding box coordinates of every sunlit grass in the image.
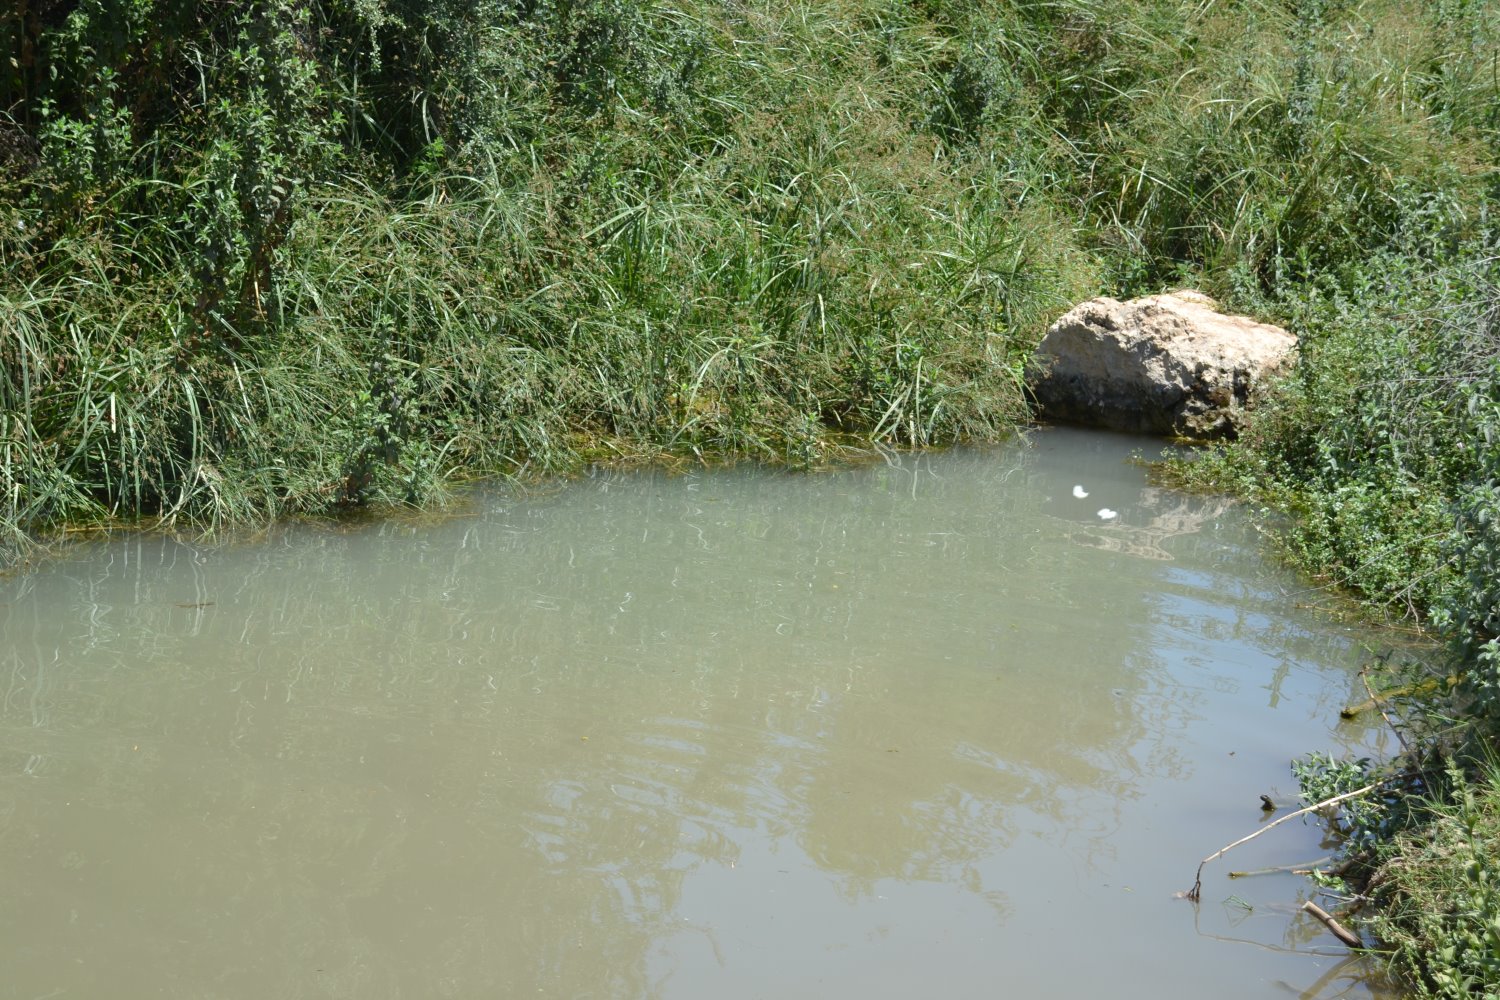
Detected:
[1,0,1495,570]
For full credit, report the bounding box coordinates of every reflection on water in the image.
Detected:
[1,428,1400,999]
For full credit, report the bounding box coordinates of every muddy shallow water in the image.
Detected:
[1,427,1401,999]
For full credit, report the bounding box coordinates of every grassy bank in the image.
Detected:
[4,0,1500,989]
[1170,229,1500,992]
[1141,4,1500,985]
[3,0,1108,562]
[6,0,1494,556]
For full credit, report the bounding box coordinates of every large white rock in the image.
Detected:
[1027,290,1297,439]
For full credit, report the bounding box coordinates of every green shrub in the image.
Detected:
[1369,761,1500,998]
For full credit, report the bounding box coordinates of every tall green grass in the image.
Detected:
[0,0,1104,564]
[2,0,1496,571]
[1368,756,1500,998]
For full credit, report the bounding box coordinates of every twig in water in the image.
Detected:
[1358,662,1408,751]
[1226,856,1332,879]
[1340,673,1460,718]
[1301,900,1362,949]
[1182,780,1386,902]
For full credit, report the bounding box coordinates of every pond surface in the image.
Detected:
[2,428,1403,999]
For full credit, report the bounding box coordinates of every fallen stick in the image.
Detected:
[1183,780,1385,902]
[1227,856,1332,879]
[1340,675,1459,719]
[1302,900,1362,948]
[1358,666,1409,751]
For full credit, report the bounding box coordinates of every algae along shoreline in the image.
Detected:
[2,0,1499,993]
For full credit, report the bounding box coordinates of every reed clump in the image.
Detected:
[2,0,1495,571]
[3,0,1114,561]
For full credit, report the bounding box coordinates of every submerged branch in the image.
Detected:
[1183,781,1386,902]
[1340,674,1459,719]
[1226,856,1332,879]
[1301,900,1363,949]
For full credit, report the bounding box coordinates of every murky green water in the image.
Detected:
[2,428,1403,999]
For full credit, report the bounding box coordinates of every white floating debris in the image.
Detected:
[1072,484,1089,499]
[1096,508,1118,520]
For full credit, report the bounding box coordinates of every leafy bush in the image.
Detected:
[1369,761,1500,999]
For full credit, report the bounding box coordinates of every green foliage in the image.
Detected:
[1125,13,1500,984]
[2,0,1498,574]
[2,0,1112,564]
[1369,761,1500,998]
[1293,752,1387,849]
[1174,246,1500,715]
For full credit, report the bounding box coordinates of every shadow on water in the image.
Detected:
[1,428,1404,998]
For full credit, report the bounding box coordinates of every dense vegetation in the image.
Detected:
[2,0,1101,556]
[4,0,1500,992]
